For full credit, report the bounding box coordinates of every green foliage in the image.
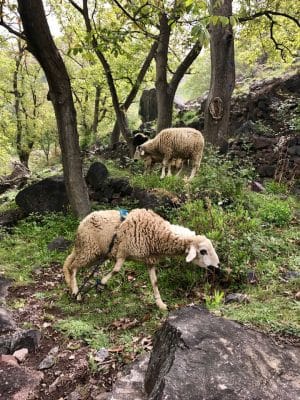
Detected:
[204,288,224,310]
[55,318,109,348]
[256,197,292,227]
[0,212,78,282]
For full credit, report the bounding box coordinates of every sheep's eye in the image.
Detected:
[200,249,207,255]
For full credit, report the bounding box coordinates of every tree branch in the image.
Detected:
[67,0,84,16]
[169,41,202,95]
[239,10,300,27]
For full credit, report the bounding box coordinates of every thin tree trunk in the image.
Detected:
[13,41,25,165]
[204,0,235,147]
[77,0,134,155]
[155,14,202,133]
[92,85,101,139]
[18,0,90,218]
[110,41,158,146]
[155,13,172,133]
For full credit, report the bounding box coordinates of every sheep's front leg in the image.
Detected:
[148,266,167,310]
[160,161,166,179]
[101,258,125,285]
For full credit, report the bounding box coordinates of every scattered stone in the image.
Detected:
[13,348,28,363]
[38,354,56,370]
[295,291,300,301]
[94,348,109,363]
[144,306,300,400]
[225,293,250,304]
[49,376,62,393]
[67,390,82,400]
[251,181,266,192]
[95,393,110,400]
[283,270,300,281]
[47,236,72,252]
[49,345,60,355]
[108,355,149,400]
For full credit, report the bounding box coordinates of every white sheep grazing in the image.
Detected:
[63,208,219,310]
[134,127,204,180]
[137,151,184,175]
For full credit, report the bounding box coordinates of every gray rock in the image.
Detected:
[0,277,13,300]
[47,237,72,252]
[225,293,250,304]
[144,306,300,400]
[0,307,16,333]
[282,270,300,281]
[0,329,41,354]
[38,354,55,370]
[94,348,109,363]
[251,181,266,192]
[109,356,149,400]
[68,390,82,400]
[86,162,109,190]
[16,176,69,214]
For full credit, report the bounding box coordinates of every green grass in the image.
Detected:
[0,212,78,282]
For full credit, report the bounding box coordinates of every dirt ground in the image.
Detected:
[5,263,134,400]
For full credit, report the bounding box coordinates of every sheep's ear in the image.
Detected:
[140,149,145,156]
[186,245,197,263]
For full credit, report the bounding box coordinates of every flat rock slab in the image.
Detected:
[0,276,13,301]
[144,306,300,400]
[109,356,149,400]
[0,358,43,400]
[0,307,16,333]
[0,329,41,355]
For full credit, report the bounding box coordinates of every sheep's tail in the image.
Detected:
[63,250,75,288]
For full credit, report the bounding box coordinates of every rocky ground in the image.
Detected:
[0,265,144,400]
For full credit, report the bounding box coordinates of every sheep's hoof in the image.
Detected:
[76,293,82,301]
[157,302,168,311]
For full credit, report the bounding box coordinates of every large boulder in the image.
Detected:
[144,307,300,400]
[139,88,158,123]
[15,176,69,214]
[85,162,109,190]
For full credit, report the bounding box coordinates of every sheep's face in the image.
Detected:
[133,145,146,160]
[186,236,220,269]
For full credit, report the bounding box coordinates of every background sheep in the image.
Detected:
[134,127,204,180]
[63,208,219,310]
[135,149,184,175]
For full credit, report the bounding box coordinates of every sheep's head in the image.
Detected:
[133,145,146,160]
[186,235,220,270]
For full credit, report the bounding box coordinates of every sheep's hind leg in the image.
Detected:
[101,258,125,285]
[63,251,75,288]
[148,266,167,310]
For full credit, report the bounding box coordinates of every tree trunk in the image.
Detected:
[155,13,172,133]
[155,13,202,133]
[110,41,158,146]
[17,0,90,218]
[204,0,235,147]
[92,85,101,139]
